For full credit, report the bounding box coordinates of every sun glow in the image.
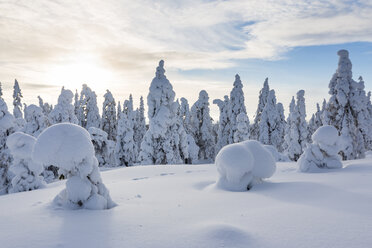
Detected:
[45,54,114,92]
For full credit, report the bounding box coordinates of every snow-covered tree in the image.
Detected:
[38,96,53,116]
[308,103,323,139]
[229,74,248,142]
[101,90,117,141]
[233,112,250,143]
[7,132,45,193]
[49,87,78,125]
[284,90,308,161]
[117,101,122,121]
[298,125,342,172]
[74,90,79,117]
[77,84,100,129]
[23,104,49,137]
[191,90,215,161]
[116,98,137,166]
[258,90,285,152]
[251,78,270,140]
[170,100,189,164]
[0,95,16,194]
[89,127,114,167]
[134,96,146,156]
[180,97,192,134]
[13,79,23,119]
[139,60,188,165]
[33,123,116,210]
[322,50,367,159]
[214,95,232,154]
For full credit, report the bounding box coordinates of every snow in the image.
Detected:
[298,125,342,172]
[215,143,254,191]
[215,140,276,191]
[32,123,115,210]
[33,124,94,171]
[6,132,45,193]
[1,158,372,248]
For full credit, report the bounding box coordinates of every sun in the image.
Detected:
[45,54,113,92]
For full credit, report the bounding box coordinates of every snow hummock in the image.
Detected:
[6,132,45,193]
[298,125,342,172]
[216,140,276,191]
[32,123,115,210]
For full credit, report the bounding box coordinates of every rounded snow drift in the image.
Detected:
[241,140,276,179]
[33,123,95,171]
[7,132,36,159]
[216,143,254,192]
[311,125,338,146]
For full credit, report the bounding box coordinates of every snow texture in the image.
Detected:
[33,123,115,210]
[216,140,276,191]
[7,132,45,193]
[23,104,49,137]
[191,90,215,162]
[0,96,16,194]
[101,90,117,141]
[298,125,342,172]
[264,145,290,162]
[49,87,78,125]
[77,84,101,129]
[89,127,114,167]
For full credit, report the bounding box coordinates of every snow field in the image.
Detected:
[1,159,372,248]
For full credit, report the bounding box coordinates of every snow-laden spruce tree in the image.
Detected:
[233,112,250,143]
[23,104,49,137]
[0,94,16,195]
[352,77,372,153]
[251,78,270,140]
[258,90,285,151]
[13,79,23,119]
[101,90,117,141]
[7,132,45,193]
[170,100,189,164]
[190,90,215,161]
[308,103,323,139]
[284,90,308,161]
[229,74,248,142]
[38,96,53,116]
[74,90,79,117]
[116,98,137,166]
[134,96,146,156]
[322,50,367,160]
[77,84,100,129]
[33,123,116,210]
[117,101,122,121]
[214,95,232,154]
[298,125,342,172]
[180,97,192,134]
[178,98,198,164]
[89,127,114,167]
[139,60,189,165]
[49,87,78,125]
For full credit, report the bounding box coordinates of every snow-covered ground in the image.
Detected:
[1,158,372,248]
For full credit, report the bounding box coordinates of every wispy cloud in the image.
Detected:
[0,0,371,118]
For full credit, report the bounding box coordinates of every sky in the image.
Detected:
[1,0,372,120]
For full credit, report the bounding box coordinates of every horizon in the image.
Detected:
[1,0,372,120]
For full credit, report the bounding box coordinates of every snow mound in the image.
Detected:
[311,125,339,146]
[7,132,45,193]
[33,123,115,210]
[216,140,276,191]
[7,132,36,159]
[298,125,342,172]
[216,143,254,191]
[242,140,276,179]
[33,123,94,171]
